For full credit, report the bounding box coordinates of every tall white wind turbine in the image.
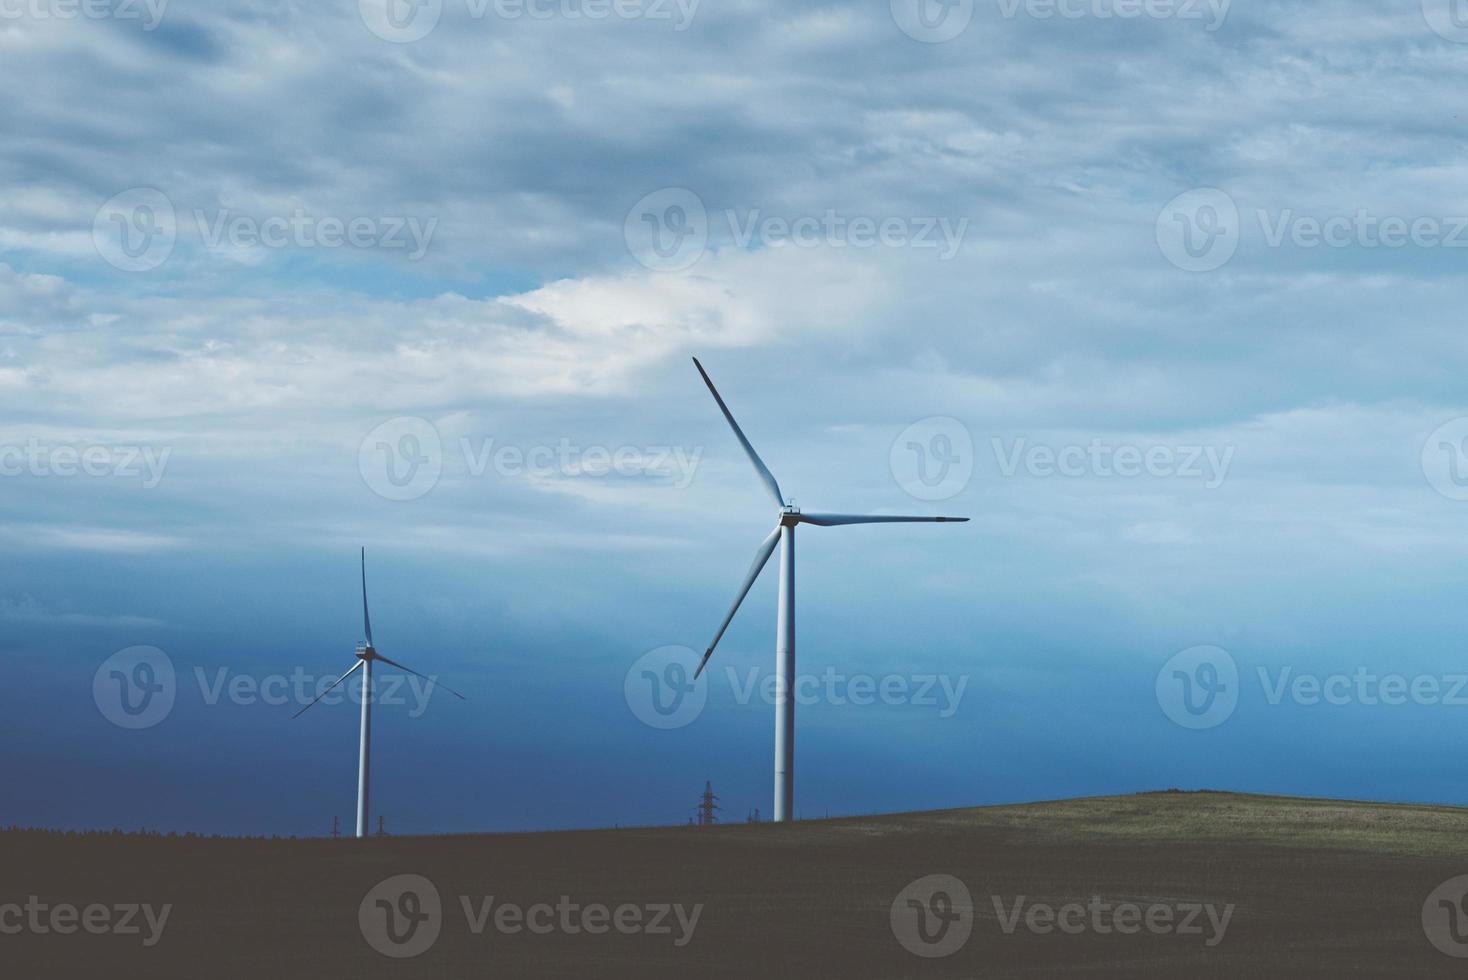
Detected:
[690,358,968,822]
[293,548,465,838]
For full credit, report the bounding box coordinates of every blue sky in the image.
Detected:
[4,0,1468,835]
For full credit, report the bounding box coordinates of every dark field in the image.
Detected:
[6,791,1468,978]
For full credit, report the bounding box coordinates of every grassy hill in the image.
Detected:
[6,791,1468,978]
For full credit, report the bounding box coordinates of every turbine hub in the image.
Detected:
[355,643,374,660]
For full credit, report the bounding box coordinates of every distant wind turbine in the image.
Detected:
[293,548,465,838]
[690,358,968,823]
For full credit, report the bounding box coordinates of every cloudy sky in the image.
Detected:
[4,0,1468,835]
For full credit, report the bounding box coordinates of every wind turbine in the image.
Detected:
[292,548,465,838]
[690,357,967,823]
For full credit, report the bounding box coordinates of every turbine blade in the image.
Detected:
[796,513,970,527]
[373,653,467,701]
[695,525,782,679]
[360,547,374,647]
[291,661,364,719]
[692,357,785,508]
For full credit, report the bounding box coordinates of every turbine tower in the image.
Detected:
[690,358,967,823]
[293,548,465,838]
